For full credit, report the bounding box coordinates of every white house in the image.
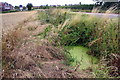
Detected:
[0,2,14,11]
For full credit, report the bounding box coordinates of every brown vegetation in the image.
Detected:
[2,11,92,78]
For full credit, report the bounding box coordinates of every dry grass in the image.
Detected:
[2,27,25,53]
[2,11,86,78]
[2,11,37,53]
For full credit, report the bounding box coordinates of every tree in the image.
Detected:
[93,0,119,2]
[79,2,81,5]
[93,0,119,9]
[15,6,19,10]
[53,5,56,7]
[65,4,67,6]
[19,5,23,7]
[26,3,33,10]
[23,6,26,10]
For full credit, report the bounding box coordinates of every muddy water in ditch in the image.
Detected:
[66,46,98,70]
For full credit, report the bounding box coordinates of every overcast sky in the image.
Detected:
[0,0,95,6]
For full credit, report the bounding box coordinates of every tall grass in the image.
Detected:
[2,28,24,53]
[38,9,71,26]
[38,8,119,77]
[39,8,119,56]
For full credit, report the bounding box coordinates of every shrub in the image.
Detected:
[38,8,119,77]
[38,8,119,57]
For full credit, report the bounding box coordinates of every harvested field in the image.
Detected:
[1,11,36,33]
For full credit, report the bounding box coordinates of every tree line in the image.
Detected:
[14,2,119,11]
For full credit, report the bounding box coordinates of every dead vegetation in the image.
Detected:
[2,11,92,78]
